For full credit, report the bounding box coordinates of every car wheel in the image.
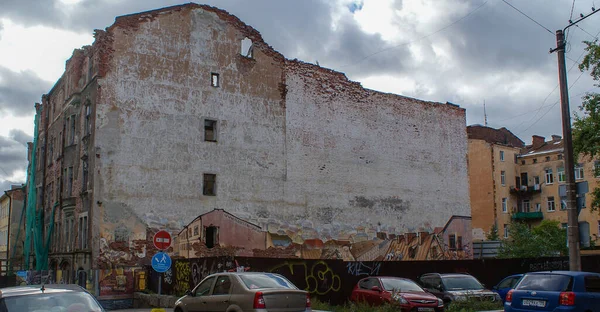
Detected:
[174,307,184,312]
[443,299,452,309]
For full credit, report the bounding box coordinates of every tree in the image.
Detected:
[574,40,600,211]
[486,223,500,241]
[498,220,567,258]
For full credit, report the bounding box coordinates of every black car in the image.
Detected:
[0,284,105,312]
[417,273,501,307]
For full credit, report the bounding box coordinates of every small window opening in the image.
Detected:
[211,73,220,87]
[204,119,217,142]
[203,173,216,196]
[241,37,253,58]
[205,226,218,248]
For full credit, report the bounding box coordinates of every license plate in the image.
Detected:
[522,299,546,307]
[417,308,435,312]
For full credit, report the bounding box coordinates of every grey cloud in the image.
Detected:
[9,129,33,147]
[0,0,63,27]
[0,134,28,180]
[0,180,24,193]
[0,66,52,117]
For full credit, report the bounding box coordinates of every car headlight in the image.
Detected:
[437,298,444,307]
[392,293,408,304]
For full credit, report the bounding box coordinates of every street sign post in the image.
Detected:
[152,251,172,295]
[153,230,172,250]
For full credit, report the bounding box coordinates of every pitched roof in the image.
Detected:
[520,137,564,156]
[467,125,524,148]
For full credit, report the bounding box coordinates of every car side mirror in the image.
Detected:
[185,290,194,297]
[436,284,443,291]
[371,286,382,292]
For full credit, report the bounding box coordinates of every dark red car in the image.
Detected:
[350,276,445,312]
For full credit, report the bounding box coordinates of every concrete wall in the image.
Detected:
[41,4,471,267]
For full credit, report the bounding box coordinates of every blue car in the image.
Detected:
[505,271,600,311]
[492,274,523,303]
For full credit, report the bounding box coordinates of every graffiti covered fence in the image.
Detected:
[148,255,600,305]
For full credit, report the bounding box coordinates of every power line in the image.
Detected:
[500,0,554,35]
[575,24,599,39]
[339,0,489,68]
[566,0,577,40]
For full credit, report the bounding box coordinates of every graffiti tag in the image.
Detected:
[270,261,341,295]
[346,262,381,277]
[174,261,191,295]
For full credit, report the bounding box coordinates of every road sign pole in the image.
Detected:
[158,272,162,295]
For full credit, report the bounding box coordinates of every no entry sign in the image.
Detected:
[153,230,172,250]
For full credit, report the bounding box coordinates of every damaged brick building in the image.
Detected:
[29,3,471,270]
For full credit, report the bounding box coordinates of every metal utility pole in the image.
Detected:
[551,8,599,271]
[554,29,580,271]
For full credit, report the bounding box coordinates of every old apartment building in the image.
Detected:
[469,125,600,244]
[30,3,470,269]
[0,185,26,274]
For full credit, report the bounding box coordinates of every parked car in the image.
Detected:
[349,276,444,311]
[0,284,105,312]
[492,273,524,303]
[174,272,311,312]
[505,270,600,312]
[417,273,501,307]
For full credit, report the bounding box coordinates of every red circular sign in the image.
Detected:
[153,230,172,250]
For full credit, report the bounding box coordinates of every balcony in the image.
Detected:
[509,184,542,195]
[512,211,544,220]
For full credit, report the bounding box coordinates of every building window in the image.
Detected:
[558,154,563,160]
[558,167,565,182]
[204,226,219,248]
[521,160,526,165]
[501,171,506,186]
[534,176,540,185]
[204,119,217,142]
[203,173,216,196]
[545,168,554,184]
[547,196,555,212]
[562,223,568,230]
[67,167,73,197]
[449,235,456,250]
[522,200,530,212]
[79,214,88,250]
[193,226,199,236]
[533,158,538,163]
[240,37,253,58]
[500,151,505,161]
[545,156,551,162]
[561,198,567,210]
[65,217,74,252]
[84,104,91,135]
[502,198,508,213]
[211,73,220,87]
[594,161,600,178]
[115,227,129,242]
[69,114,76,145]
[457,236,463,250]
[575,164,584,180]
[504,224,509,238]
[82,158,88,191]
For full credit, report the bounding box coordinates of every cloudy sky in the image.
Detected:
[0,0,599,190]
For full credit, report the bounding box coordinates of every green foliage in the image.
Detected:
[446,298,503,312]
[486,223,500,241]
[574,40,600,212]
[498,220,567,258]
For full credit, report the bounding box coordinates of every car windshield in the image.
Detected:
[443,276,484,290]
[381,278,423,292]
[517,274,572,291]
[1,291,103,312]
[239,274,298,290]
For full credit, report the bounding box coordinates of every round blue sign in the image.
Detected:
[152,252,172,273]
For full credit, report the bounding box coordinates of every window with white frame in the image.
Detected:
[500,150,505,161]
[535,203,541,212]
[574,164,584,180]
[545,168,554,184]
[502,198,508,213]
[504,224,509,238]
[547,196,555,212]
[501,171,506,186]
[561,198,567,210]
[558,167,565,182]
[522,199,530,212]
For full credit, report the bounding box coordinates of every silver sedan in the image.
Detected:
[174,272,312,312]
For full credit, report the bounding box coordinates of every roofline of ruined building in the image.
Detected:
[37,2,465,114]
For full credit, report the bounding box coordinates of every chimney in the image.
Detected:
[551,135,562,141]
[532,135,545,149]
[419,232,429,245]
[406,233,417,243]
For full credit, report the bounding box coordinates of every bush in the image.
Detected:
[446,298,503,312]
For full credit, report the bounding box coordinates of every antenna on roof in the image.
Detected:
[483,100,488,127]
